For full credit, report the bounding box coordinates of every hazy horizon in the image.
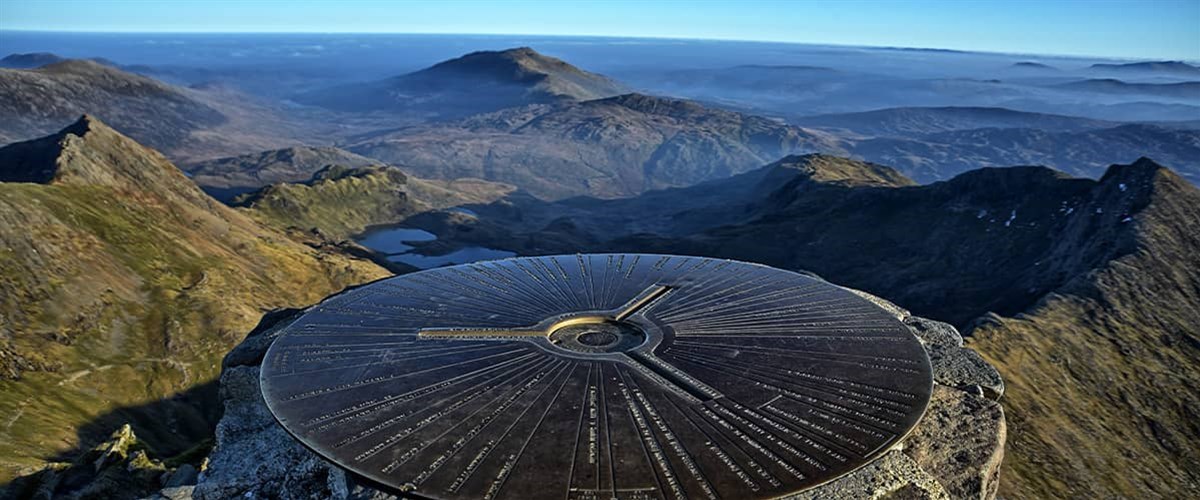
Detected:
[2,0,1197,61]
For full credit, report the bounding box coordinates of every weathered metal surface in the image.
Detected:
[261,254,933,499]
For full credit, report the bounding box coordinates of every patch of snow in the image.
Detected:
[1119,183,1127,192]
[976,209,988,219]
[1096,208,1104,214]
[1122,216,1133,223]
[1005,210,1017,227]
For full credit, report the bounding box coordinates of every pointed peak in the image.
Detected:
[60,114,107,137]
[1100,157,1168,184]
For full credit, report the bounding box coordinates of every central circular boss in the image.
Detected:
[546,316,647,353]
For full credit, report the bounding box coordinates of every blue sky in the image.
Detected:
[2,0,1197,60]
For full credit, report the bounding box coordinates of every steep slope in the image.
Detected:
[966,160,1200,498]
[0,60,226,150]
[850,124,1200,184]
[794,106,1117,136]
[184,146,382,201]
[346,93,844,199]
[295,47,629,118]
[0,117,389,481]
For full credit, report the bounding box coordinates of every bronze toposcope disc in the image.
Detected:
[261,254,933,499]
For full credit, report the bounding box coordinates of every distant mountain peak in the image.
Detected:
[412,46,627,100]
[1012,61,1057,70]
[1089,60,1200,76]
[295,47,628,116]
[0,52,66,69]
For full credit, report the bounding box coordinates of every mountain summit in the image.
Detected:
[295,47,628,117]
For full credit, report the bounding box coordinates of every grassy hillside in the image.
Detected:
[0,117,389,481]
[967,162,1200,498]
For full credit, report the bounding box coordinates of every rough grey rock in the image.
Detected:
[141,485,194,500]
[177,289,1005,500]
[784,451,948,500]
[906,317,1005,399]
[901,386,1007,500]
[162,464,197,488]
[191,365,346,500]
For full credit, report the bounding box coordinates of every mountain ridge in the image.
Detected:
[0,117,388,480]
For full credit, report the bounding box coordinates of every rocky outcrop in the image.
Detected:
[177,288,1005,499]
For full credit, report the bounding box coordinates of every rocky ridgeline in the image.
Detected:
[119,285,1004,500]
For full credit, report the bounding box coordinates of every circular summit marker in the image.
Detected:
[261,254,933,499]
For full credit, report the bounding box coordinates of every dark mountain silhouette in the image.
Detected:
[795,106,1116,136]
[1056,78,1200,99]
[1089,60,1200,77]
[0,52,120,70]
[848,123,1200,184]
[1011,61,1058,71]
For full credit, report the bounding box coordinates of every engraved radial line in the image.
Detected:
[377,278,518,315]
[668,352,903,434]
[276,343,514,377]
[440,267,545,314]
[657,276,806,318]
[420,360,576,489]
[484,361,578,500]
[598,255,616,310]
[308,354,539,433]
[512,260,575,312]
[363,359,569,465]
[669,349,914,414]
[674,341,920,371]
[613,365,668,497]
[427,264,549,317]
[530,257,580,311]
[670,343,918,376]
[623,368,721,500]
[614,285,673,322]
[473,262,562,314]
[282,348,532,401]
[691,405,783,489]
[320,355,554,442]
[656,273,794,318]
[600,362,616,495]
[548,256,588,311]
[577,254,596,310]
[664,352,888,444]
[564,363,595,500]
[665,276,824,311]
[667,347,907,426]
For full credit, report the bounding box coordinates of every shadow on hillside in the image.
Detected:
[46,379,221,464]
